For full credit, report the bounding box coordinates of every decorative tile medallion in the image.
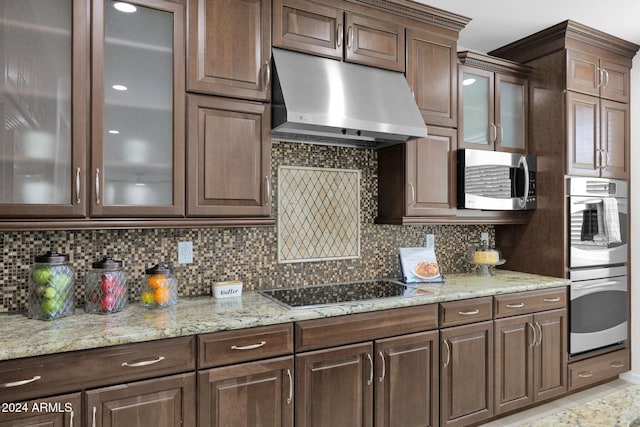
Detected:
[278,166,360,263]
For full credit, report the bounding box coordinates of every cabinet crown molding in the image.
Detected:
[352,0,471,31]
[458,50,532,76]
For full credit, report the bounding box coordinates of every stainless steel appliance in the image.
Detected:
[457,149,536,210]
[568,177,628,356]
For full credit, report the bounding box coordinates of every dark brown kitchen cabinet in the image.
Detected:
[567,49,631,103]
[186,94,272,217]
[0,0,89,218]
[375,331,440,427]
[494,309,568,415]
[0,393,81,427]
[440,320,493,427]
[85,373,196,427]
[187,0,272,101]
[272,0,405,72]
[406,28,458,127]
[91,0,185,217]
[377,126,457,221]
[458,51,530,154]
[566,91,629,179]
[198,357,294,427]
[296,342,374,427]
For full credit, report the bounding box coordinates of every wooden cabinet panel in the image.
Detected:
[600,99,629,179]
[198,357,294,427]
[533,309,567,401]
[85,372,195,427]
[406,28,457,127]
[568,348,629,391]
[600,59,631,102]
[186,95,271,217]
[493,288,567,318]
[296,343,373,427]
[198,324,293,368]
[187,0,272,101]
[273,0,342,59]
[440,321,493,427]
[566,91,600,177]
[294,305,438,352]
[0,392,80,426]
[375,331,439,427]
[0,337,195,402]
[439,297,492,328]
[344,13,404,72]
[494,315,534,415]
[567,50,600,97]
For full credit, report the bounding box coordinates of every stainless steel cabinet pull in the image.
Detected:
[408,182,416,207]
[443,339,451,368]
[70,409,74,427]
[91,406,97,427]
[264,61,271,89]
[603,69,610,89]
[378,351,386,383]
[75,167,81,204]
[95,168,100,205]
[505,303,525,308]
[121,356,165,367]
[265,176,271,204]
[458,309,480,316]
[367,353,373,386]
[336,23,343,48]
[536,322,543,346]
[347,26,353,50]
[543,297,561,302]
[497,124,504,144]
[490,123,497,143]
[604,150,611,169]
[286,369,293,405]
[611,362,625,368]
[578,371,593,378]
[528,322,537,348]
[597,68,604,89]
[0,375,41,388]
[231,341,266,351]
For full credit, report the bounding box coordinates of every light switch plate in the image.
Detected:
[481,232,489,245]
[426,234,435,249]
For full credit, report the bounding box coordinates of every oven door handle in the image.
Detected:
[574,280,624,290]
[573,198,602,205]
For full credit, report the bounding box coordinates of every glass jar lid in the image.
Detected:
[92,257,123,270]
[145,264,173,275]
[34,251,69,264]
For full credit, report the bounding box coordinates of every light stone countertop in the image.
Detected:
[0,270,569,361]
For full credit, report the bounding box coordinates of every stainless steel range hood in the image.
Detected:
[271,48,428,149]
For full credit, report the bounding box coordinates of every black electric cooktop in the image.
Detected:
[259,280,428,310]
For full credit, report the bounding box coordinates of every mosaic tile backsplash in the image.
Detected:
[0,141,494,313]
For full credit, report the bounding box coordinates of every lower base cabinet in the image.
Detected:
[0,393,81,427]
[295,331,440,427]
[85,373,196,427]
[197,356,294,427]
[440,321,494,427]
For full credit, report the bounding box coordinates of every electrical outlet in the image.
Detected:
[426,234,435,249]
[481,232,489,245]
[178,241,193,264]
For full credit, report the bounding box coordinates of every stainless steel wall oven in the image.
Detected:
[568,177,628,356]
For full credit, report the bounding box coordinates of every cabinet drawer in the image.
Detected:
[494,288,567,318]
[198,324,294,368]
[439,297,492,328]
[295,305,438,352]
[569,348,629,391]
[0,337,195,402]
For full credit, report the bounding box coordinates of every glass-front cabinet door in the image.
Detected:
[0,0,88,217]
[91,0,184,216]
[496,74,527,153]
[460,67,494,149]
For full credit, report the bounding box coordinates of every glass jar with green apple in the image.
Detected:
[28,251,76,320]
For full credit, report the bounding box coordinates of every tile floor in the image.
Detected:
[480,378,635,426]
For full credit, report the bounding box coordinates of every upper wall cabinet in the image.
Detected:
[458,51,531,154]
[567,49,631,103]
[0,0,89,218]
[187,0,272,101]
[91,0,185,217]
[273,0,405,72]
[406,28,457,128]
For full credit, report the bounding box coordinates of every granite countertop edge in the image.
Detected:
[0,270,570,361]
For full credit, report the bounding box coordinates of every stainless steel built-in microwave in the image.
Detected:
[457,149,537,211]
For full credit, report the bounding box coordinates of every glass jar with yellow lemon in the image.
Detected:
[141,264,178,308]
